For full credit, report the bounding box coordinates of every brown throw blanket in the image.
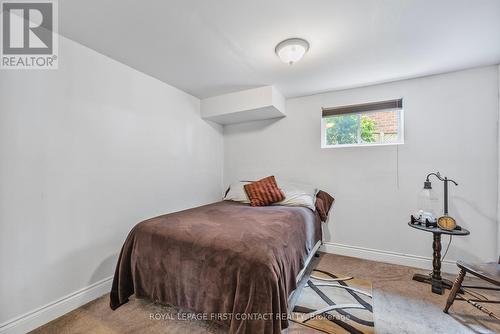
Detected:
[110,201,322,334]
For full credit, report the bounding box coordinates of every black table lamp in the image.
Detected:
[424,172,458,230]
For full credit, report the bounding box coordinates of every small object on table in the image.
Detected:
[408,222,470,294]
[437,215,456,231]
[410,214,437,228]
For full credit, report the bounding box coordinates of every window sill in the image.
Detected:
[321,142,404,149]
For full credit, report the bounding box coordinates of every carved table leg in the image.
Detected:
[444,268,466,313]
[412,232,458,294]
[431,233,443,294]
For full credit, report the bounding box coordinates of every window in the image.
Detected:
[321,99,404,148]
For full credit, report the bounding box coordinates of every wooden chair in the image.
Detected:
[443,257,500,320]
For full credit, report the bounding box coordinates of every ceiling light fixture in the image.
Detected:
[275,38,310,65]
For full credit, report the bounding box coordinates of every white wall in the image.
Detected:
[0,36,223,331]
[498,64,500,257]
[224,66,499,268]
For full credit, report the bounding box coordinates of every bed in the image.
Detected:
[110,193,333,334]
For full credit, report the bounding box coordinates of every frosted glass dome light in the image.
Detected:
[275,38,310,65]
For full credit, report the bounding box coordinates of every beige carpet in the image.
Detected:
[30,253,500,334]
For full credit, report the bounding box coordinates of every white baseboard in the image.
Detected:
[321,242,458,275]
[0,276,113,334]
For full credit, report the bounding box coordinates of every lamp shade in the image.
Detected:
[417,182,439,222]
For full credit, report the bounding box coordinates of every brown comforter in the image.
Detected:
[110,201,322,334]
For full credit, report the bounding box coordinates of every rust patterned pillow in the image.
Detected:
[244,176,285,207]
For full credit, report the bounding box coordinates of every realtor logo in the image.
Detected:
[1,0,58,69]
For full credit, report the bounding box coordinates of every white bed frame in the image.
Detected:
[295,240,322,284]
[287,240,322,314]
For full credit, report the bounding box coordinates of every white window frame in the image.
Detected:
[321,105,404,149]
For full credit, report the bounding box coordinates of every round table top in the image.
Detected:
[408,221,470,236]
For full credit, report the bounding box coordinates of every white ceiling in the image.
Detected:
[60,0,500,99]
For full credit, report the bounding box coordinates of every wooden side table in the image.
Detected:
[408,222,470,294]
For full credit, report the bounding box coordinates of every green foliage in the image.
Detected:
[325,114,376,145]
[361,117,376,143]
[325,114,357,145]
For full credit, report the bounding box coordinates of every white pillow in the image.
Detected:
[274,180,318,211]
[223,181,251,203]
